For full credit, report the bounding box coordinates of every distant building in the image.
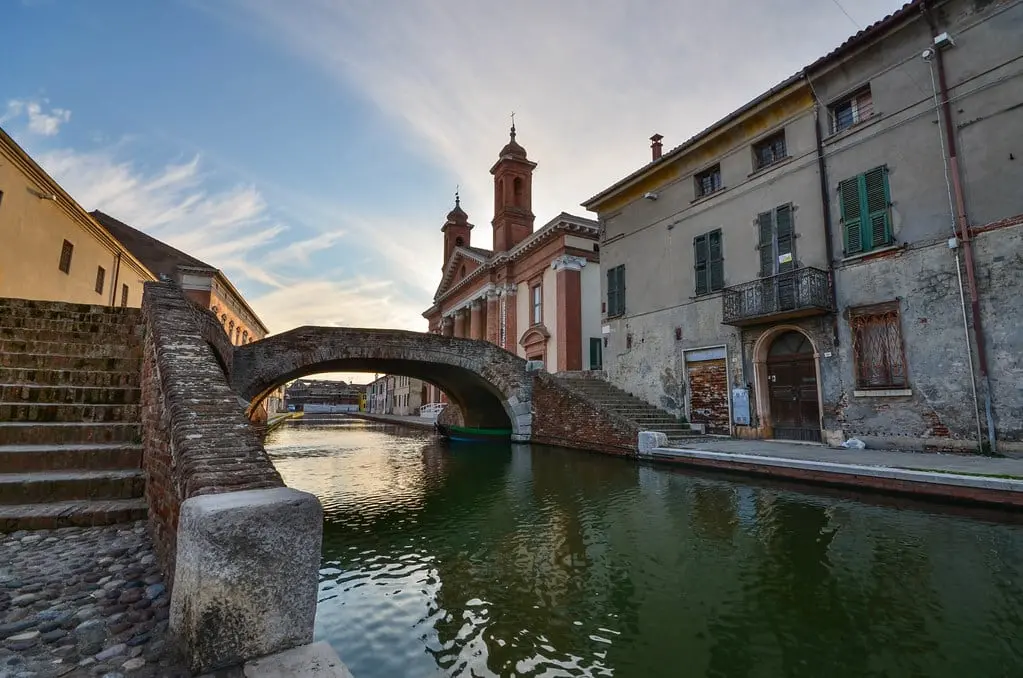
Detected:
[0,126,155,305]
[91,211,268,347]
[422,128,602,405]
[285,379,363,413]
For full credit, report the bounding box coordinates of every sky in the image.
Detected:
[1,0,906,380]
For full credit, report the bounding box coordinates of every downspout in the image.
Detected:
[924,2,997,453]
[809,76,841,346]
[109,251,122,307]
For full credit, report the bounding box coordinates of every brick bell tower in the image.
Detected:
[441,191,472,268]
[490,123,537,252]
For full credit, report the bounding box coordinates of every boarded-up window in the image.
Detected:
[850,302,908,389]
[58,240,74,274]
[694,230,724,295]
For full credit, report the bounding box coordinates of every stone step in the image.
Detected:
[0,352,140,373]
[0,422,140,446]
[0,339,141,358]
[0,401,141,423]
[0,469,144,504]
[0,325,140,342]
[0,317,139,334]
[0,443,142,473]
[0,367,140,388]
[0,299,139,319]
[0,497,147,531]
[0,384,141,405]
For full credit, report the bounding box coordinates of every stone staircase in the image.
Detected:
[555,374,697,444]
[0,298,147,531]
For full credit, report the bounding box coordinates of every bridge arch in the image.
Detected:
[230,327,533,439]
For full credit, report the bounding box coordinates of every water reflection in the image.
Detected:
[266,417,1023,678]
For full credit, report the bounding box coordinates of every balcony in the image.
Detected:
[722,267,834,326]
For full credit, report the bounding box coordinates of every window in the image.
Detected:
[850,302,907,389]
[694,230,724,295]
[839,165,892,255]
[0,190,4,208]
[531,284,542,325]
[753,131,787,171]
[120,284,129,307]
[58,240,73,274]
[757,204,796,277]
[513,177,524,207]
[695,165,722,198]
[94,267,105,295]
[455,237,464,247]
[606,265,626,317]
[830,87,874,134]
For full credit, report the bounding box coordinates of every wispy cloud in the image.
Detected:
[214,0,906,228]
[3,99,71,136]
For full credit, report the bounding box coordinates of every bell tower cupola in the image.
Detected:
[441,189,472,268]
[490,120,537,252]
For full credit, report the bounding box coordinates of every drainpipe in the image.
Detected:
[809,80,841,349]
[109,251,122,307]
[923,2,997,453]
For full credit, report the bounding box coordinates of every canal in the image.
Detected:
[265,416,1023,678]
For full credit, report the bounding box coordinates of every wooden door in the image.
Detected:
[767,332,821,442]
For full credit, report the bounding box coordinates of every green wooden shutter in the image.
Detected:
[694,234,709,295]
[757,211,774,277]
[775,204,795,272]
[839,177,864,254]
[617,266,626,315]
[606,268,617,316]
[864,166,891,248]
[709,230,724,291]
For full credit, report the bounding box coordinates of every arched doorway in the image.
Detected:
[766,331,821,442]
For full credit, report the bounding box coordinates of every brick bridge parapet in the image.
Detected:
[231,326,534,439]
[141,283,321,674]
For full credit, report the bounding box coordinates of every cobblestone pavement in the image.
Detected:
[0,522,188,678]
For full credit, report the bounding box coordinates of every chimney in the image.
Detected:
[650,134,664,161]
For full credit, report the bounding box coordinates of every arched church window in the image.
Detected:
[513,177,523,207]
[455,237,464,247]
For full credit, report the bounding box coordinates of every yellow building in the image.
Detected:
[0,126,155,305]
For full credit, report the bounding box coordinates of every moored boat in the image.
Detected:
[435,422,512,442]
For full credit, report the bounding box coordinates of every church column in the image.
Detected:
[470,299,484,340]
[453,309,467,338]
[553,255,586,371]
[502,284,518,354]
[485,290,500,345]
[441,316,454,338]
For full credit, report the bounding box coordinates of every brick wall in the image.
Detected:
[686,359,729,434]
[530,372,638,455]
[141,283,284,579]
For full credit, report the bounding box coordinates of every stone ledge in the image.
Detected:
[642,446,1023,507]
[240,641,354,677]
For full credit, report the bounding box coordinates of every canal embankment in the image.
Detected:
[648,438,1023,509]
[341,412,436,430]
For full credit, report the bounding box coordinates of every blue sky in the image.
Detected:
[2,0,905,343]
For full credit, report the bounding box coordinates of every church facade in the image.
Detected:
[422,127,602,404]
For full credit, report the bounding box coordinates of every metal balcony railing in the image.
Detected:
[722,267,833,326]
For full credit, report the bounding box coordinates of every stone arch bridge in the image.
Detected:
[231,326,534,439]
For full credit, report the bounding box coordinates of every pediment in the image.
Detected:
[434,247,490,300]
[519,324,551,347]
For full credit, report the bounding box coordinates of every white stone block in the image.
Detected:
[638,431,668,453]
[171,487,323,674]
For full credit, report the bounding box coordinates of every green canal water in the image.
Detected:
[265,417,1023,678]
